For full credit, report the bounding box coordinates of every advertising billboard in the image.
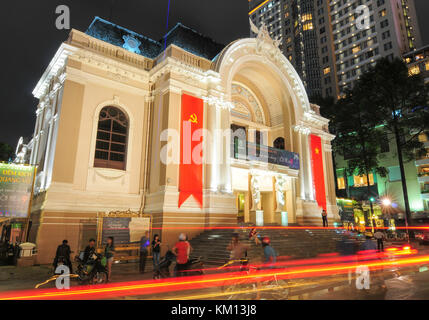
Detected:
[0,163,36,218]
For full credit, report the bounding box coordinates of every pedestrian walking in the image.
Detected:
[173,233,191,277]
[53,240,73,273]
[139,231,150,274]
[227,233,249,271]
[104,237,115,281]
[322,209,328,227]
[374,230,385,252]
[227,233,249,261]
[152,234,162,272]
[261,237,277,269]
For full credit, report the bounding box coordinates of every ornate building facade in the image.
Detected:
[25,17,338,263]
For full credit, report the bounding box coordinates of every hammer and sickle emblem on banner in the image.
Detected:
[189,113,198,124]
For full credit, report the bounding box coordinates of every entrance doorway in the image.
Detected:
[237,193,245,223]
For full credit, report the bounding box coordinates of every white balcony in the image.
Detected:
[421,193,429,200]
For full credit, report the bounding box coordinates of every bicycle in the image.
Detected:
[218,259,290,300]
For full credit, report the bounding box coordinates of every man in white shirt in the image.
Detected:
[374,230,385,252]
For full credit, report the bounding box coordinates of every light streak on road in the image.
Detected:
[1,253,429,300]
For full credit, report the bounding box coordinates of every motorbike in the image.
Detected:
[185,256,205,276]
[153,250,204,279]
[75,251,108,284]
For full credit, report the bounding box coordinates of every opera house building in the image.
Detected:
[24,17,338,263]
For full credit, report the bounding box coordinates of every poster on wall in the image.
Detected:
[0,163,36,218]
[101,217,151,245]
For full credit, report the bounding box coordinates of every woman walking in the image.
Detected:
[105,236,115,281]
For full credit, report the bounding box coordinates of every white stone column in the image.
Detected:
[30,110,41,165]
[298,133,306,200]
[41,106,54,190]
[304,134,315,201]
[206,102,220,192]
[323,142,337,207]
[44,86,63,190]
[220,108,232,193]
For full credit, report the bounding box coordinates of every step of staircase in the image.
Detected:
[189,225,347,266]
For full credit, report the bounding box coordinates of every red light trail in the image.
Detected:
[1,252,427,300]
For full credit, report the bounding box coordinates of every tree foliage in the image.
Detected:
[356,58,429,161]
[0,142,14,162]
[329,89,388,183]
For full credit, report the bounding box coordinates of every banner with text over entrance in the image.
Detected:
[178,94,204,209]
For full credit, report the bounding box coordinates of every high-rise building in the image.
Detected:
[332,0,422,96]
[404,44,429,84]
[249,0,337,99]
[249,0,422,99]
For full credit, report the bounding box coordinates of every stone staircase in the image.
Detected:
[189,225,348,266]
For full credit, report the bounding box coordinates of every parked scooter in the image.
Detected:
[75,251,108,284]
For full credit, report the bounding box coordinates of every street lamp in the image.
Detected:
[382,198,391,207]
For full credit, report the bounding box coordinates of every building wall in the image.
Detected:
[27,26,339,264]
[335,131,426,215]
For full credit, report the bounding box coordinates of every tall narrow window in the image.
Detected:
[94,106,128,170]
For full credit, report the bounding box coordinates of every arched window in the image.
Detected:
[273,137,285,150]
[94,106,128,170]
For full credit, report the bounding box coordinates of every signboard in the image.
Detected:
[232,141,300,170]
[0,163,36,218]
[101,216,151,245]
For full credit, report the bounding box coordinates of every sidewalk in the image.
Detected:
[0,261,156,291]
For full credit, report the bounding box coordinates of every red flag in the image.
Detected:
[310,134,327,211]
[179,94,204,208]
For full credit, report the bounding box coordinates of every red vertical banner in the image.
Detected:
[310,134,327,211]
[179,94,204,208]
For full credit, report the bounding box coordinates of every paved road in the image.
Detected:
[1,242,429,300]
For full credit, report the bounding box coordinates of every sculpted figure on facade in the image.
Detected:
[275,174,286,212]
[249,18,281,54]
[250,174,261,211]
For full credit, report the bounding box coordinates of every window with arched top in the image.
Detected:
[94,106,129,170]
[273,137,285,150]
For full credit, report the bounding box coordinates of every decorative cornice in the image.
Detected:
[303,110,330,126]
[33,43,77,99]
[70,49,150,83]
[202,94,234,110]
[293,124,311,135]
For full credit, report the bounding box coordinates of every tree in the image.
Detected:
[0,142,14,162]
[329,90,388,219]
[355,58,429,225]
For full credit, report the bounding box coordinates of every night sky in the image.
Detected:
[0,0,428,148]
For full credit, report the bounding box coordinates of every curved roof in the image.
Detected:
[85,17,225,61]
